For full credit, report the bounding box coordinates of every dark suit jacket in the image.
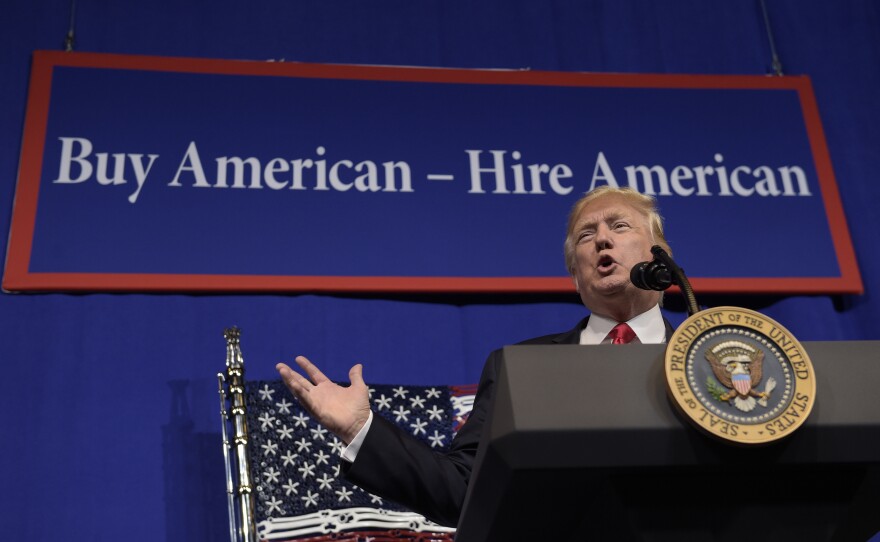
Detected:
[342,316,675,527]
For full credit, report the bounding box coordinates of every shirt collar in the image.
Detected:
[580,304,666,345]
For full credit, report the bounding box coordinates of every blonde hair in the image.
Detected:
[563,186,671,275]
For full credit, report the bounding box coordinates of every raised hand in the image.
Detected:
[276,355,371,444]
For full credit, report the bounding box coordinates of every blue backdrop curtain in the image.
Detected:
[2,1,878,540]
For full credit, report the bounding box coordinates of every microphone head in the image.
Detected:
[630,260,672,291]
[650,245,669,258]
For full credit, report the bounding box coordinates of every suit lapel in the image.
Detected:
[551,316,590,344]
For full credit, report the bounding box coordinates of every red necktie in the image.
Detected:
[608,322,636,344]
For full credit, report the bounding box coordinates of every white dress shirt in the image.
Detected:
[579,303,667,345]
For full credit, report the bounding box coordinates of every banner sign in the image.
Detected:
[3,51,862,293]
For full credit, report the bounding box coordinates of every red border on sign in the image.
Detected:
[2,51,863,294]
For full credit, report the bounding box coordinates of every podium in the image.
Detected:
[456,341,880,542]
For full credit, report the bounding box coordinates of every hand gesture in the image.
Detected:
[276,356,371,444]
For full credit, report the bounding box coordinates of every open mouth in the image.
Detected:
[597,254,615,273]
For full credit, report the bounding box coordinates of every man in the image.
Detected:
[276,186,675,527]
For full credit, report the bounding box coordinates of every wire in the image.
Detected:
[759,0,784,76]
[64,0,77,52]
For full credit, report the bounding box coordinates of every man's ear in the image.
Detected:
[571,274,580,292]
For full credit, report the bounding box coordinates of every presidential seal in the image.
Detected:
[664,307,816,445]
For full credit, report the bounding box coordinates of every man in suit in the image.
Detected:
[276,186,675,527]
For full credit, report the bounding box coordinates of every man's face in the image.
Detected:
[569,195,660,320]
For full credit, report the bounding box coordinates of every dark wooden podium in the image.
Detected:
[456,341,880,542]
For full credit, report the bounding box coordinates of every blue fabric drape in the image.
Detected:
[2,1,878,540]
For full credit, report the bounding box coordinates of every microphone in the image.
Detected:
[630,258,672,291]
[631,245,700,316]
